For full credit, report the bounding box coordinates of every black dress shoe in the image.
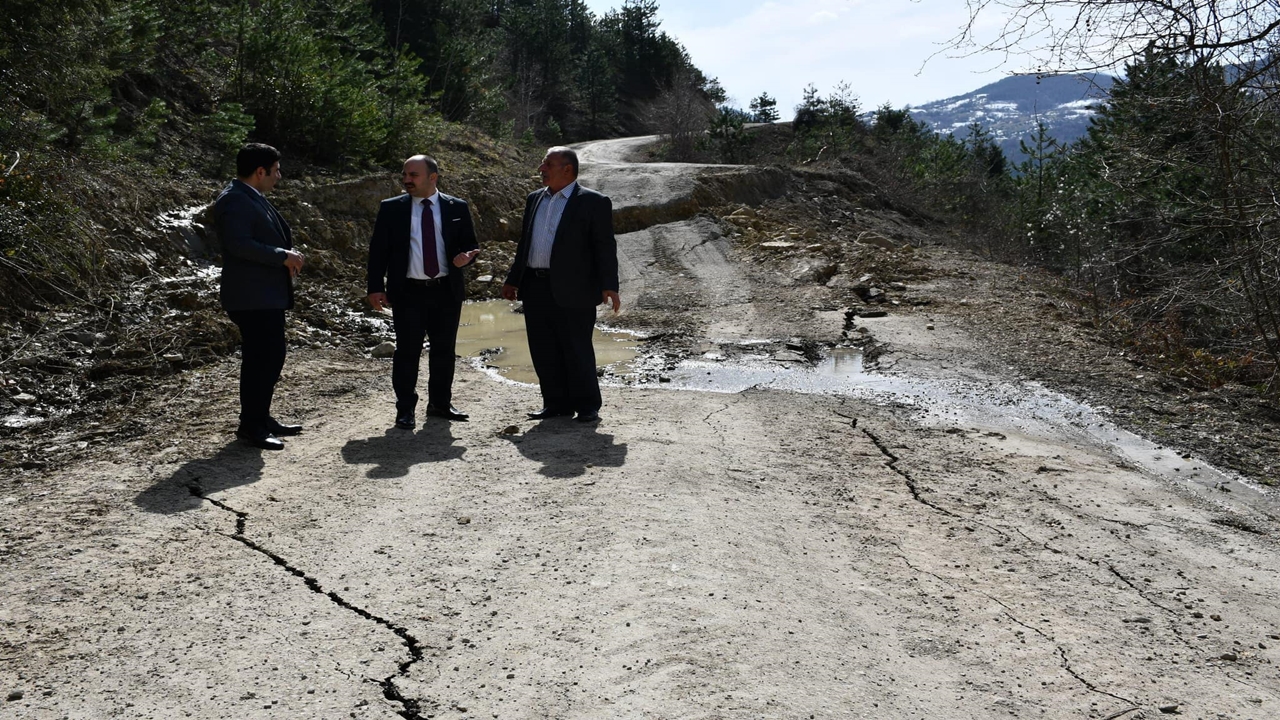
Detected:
[394,412,415,430]
[425,405,469,421]
[575,410,600,423]
[235,427,285,450]
[527,407,573,420]
[265,417,303,436]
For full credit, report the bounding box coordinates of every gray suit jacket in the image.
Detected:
[214,179,294,311]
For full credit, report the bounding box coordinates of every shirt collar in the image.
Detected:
[236,178,265,197]
[417,191,439,206]
[545,181,577,200]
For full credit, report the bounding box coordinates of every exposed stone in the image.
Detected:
[371,342,396,359]
[12,393,37,406]
[856,231,898,250]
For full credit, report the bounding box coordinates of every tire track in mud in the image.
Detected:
[187,481,433,719]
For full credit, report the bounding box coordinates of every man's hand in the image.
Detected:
[501,283,519,301]
[601,290,621,313]
[452,249,482,268]
[368,292,390,311]
[283,249,305,277]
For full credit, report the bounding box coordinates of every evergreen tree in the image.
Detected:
[748,93,779,123]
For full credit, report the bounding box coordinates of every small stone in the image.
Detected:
[163,353,184,363]
[1191,611,1204,618]
[1211,614,1223,622]
[477,275,494,283]
[926,324,935,330]
[506,673,515,679]
[859,310,888,318]
[12,393,36,406]
[1158,705,1179,714]
[68,331,99,346]
[6,690,23,701]
[457,516,471,525]
[371,341,396,359]
[1220,652,1238,661]
[500,425,520,435]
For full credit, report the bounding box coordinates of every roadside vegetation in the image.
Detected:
[690,3,1280,399]
[0,0,720,317]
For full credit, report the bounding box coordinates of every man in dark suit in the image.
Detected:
[214,143,306,450]
[368,154,481,429]
[502,146,621,423]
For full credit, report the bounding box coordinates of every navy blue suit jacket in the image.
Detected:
[367,192,479,303]
[214,179,294,312]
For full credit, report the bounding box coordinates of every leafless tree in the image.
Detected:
[949,1,1280,391]
[947,1,1280,77]
[651,71,714,161]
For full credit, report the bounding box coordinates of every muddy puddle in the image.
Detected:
[646,347,1274,508]
[455,300,639,384]
[451,309,1268,509]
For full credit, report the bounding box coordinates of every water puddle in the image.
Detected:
[646,348,1273,508]
[451,307,1268,509]
[455,300,639,384]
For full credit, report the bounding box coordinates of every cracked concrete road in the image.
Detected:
[3,137,1280,720]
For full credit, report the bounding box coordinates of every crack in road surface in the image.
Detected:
[187,481,431,719]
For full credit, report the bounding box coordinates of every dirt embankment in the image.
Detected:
[3,134,1279,720]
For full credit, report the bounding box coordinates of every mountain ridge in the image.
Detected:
[907,73,1115,161]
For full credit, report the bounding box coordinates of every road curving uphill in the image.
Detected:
[2,136,1278,720]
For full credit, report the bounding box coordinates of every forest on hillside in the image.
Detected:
[0,0,720,319]
[0,0,717,171]
[739,1,1280,398]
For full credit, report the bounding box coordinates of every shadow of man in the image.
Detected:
[502,421,628,478]
[340,422,465,479]
[134,441,268,514]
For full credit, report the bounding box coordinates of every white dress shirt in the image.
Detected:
[528,181,576,269]
[408,192,447,279]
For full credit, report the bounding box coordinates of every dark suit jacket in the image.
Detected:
[214,179,294,311]
[505,184,619,309]
[367,192,479,303]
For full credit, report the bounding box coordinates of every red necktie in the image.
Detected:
[421,199,439,278]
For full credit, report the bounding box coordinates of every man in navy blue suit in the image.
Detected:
[367,155,481,429]
[214,143,306,450]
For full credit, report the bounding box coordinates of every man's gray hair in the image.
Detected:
[547,146,578,177]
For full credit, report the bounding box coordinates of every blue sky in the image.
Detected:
[582,0,1021,117]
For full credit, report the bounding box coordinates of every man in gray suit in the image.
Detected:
[214,143,305,450]
[502,146,620,423]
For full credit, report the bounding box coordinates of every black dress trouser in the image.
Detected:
[227,309,286,432]
[519,274,601,414]
[390,281,462,413]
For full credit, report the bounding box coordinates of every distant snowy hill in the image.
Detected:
[907,74,1114,163]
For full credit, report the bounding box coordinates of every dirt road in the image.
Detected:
[3,138,1279,720]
